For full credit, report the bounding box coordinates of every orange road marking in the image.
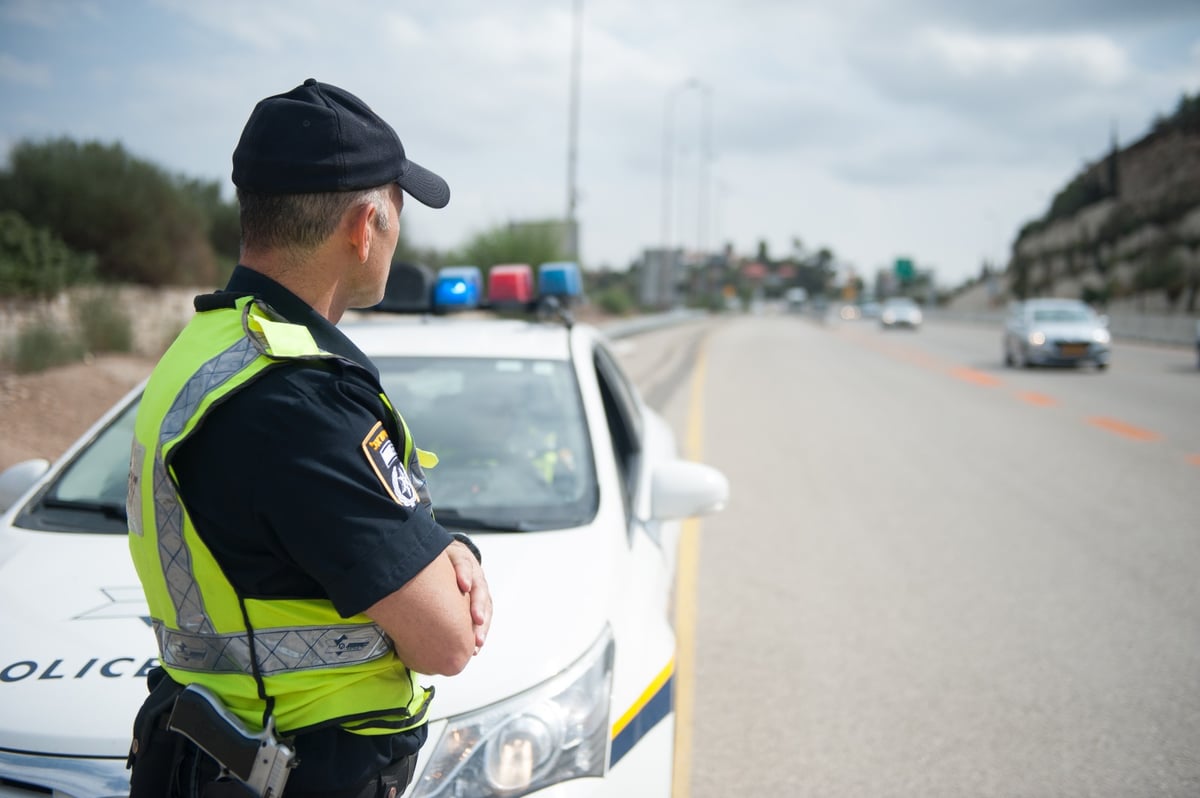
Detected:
[949,367,1002,387]
[1188,454,1200,467]
[1087,416,1162,442]
[1016,391,1058,407]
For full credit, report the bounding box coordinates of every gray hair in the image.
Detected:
[238,186,391,252]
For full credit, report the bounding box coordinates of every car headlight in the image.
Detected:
[412,628,615,798]
[1093,328,1111,344]
[1028,331,1046,346]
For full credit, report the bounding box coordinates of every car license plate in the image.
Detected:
[1060,343,1087,357]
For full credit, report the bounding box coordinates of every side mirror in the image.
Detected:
[0,458,50,514]
[648,459,729,522]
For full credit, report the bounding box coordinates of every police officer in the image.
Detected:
[126,78,492,797]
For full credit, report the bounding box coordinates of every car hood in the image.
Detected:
[1033,321,1101,339]
[0,522,613,757]
[0,529,156,758]
[420,526,614,717]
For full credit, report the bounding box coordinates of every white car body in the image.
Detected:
[0,314,728,798]
[1003,298,1111,370]
[879,297,923,329]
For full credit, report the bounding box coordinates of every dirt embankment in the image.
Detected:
[0,354,156,471]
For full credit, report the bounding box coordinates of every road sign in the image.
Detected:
[895,258,915,282]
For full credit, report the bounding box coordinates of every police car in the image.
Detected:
[0,262,729,797]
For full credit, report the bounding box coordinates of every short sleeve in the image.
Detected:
[174,361,453,618]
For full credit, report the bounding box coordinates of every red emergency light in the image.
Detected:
[487,264,535,307]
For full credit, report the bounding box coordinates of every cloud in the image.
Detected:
[146,0,324,51]
[919,28,1129,85]
[0,0,101,29]
[900,0,1200,33]
[850,28,1132,111]
[0,53,51,88]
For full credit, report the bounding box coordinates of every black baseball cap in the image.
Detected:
[232,78,450,208]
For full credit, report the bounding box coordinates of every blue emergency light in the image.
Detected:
[433,266,483,311]
[537,261,583,302]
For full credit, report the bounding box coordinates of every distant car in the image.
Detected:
[859,301,881,320]
[0,307,729,797]
[879,297,922,330]
[1004,298,1111,370]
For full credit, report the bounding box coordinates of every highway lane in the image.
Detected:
[613,309,1200,798]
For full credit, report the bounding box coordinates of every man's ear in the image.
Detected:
[347,202,375,264]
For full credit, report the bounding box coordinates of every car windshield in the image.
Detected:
[16,356,597,536]
[375,355,597,531]
[16,399,139,535]
[1032,307,1092,323]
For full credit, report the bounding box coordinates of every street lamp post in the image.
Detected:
[660,78,699,252]
[565,0,583,261]
[696,82,713,258]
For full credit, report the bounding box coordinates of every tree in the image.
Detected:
[177,177,241,264]
[0,211,95,298]
[449,221,568,276]
[0,138,220,286]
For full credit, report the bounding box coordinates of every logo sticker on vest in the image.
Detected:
[361,421,417,507]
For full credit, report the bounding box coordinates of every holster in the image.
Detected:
[127,667,188,798]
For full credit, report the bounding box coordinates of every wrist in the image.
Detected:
[451,532,482,564]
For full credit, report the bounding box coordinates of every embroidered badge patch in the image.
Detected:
[361,421,418,507]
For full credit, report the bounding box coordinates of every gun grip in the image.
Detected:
[168,686,262,780]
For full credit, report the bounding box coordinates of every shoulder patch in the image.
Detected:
[361,421,418,507]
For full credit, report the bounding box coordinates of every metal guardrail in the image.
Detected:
[595,308,709,340]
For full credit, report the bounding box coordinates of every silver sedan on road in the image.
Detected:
[1003,298,1111,370]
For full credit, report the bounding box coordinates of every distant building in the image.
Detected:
[639,248,684,309]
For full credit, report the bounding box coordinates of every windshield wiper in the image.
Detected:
[40,496,128,521]
[433,508,533,532]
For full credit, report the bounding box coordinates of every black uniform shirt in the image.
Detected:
[170,265,451,787]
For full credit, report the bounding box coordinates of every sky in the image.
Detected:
[1,0,1198,288]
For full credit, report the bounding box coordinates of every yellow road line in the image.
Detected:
[672,337,708,798]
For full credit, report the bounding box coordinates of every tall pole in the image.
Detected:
[660,88,677,251]
[697,82,713,258]
[660,79,698,252]
[565,0,583,260]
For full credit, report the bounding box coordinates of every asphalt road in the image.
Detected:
[613,307,1200,798]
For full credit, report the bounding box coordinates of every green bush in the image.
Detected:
[74,293,134,353]
[0,211,95,298]
[10,319,83,373]
[595,286,633,316]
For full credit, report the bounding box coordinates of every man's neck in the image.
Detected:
[239,247,347,323]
